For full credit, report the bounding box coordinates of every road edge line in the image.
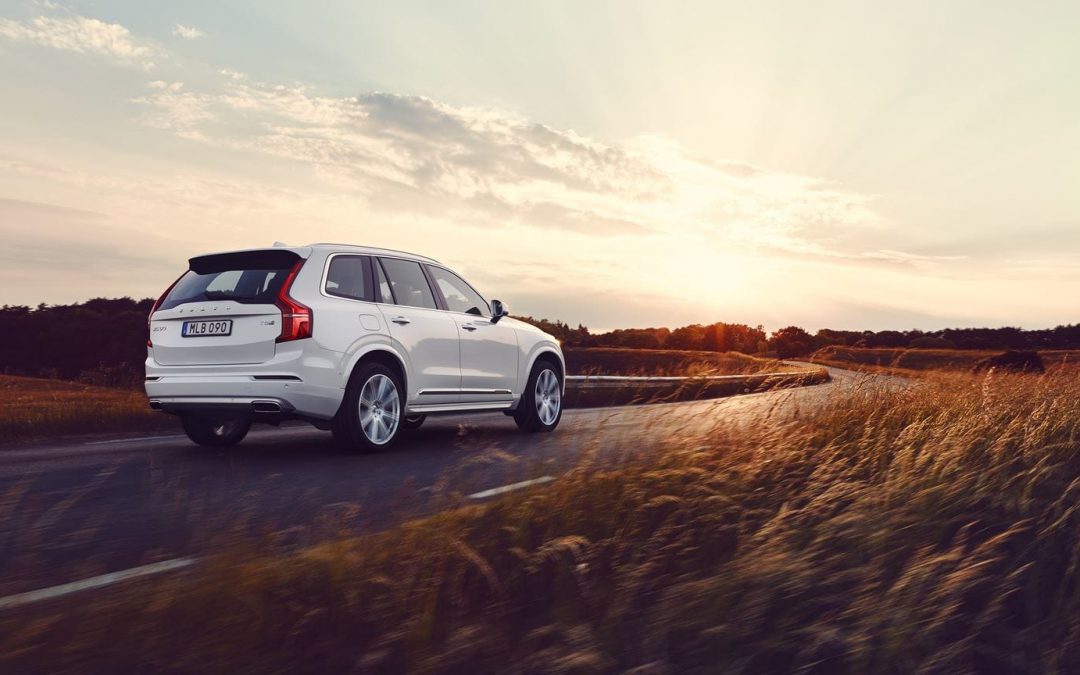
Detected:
[0,557,198,611]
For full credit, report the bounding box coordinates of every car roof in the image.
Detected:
[306,243,440,264]
[188,243,441,265]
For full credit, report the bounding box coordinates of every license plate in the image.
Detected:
[182,319,233,337]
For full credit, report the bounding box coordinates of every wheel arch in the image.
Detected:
[341,345,409,398]
[525,345,565,392]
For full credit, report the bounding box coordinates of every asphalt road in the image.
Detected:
[0,364,887,599]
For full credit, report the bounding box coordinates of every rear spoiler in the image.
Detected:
[189,250,303,274]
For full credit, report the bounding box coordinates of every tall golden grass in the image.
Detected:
[812,345,1080,374]
[0,375,168,442]
[5,367,1080,672]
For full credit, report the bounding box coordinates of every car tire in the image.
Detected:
[514,359,563,433]
[181,415,251,447]
[333,362,404,452]
[401,414,426,430]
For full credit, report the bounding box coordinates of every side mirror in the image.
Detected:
[490,299,509,323]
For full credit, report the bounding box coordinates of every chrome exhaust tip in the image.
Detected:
[251,400,282,413]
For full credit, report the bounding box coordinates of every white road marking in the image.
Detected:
[467,475,555,499]
[0,557,198,611]
[2,479,559,609]
[83,435,186,446]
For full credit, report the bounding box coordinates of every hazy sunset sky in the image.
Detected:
[1,1,1077,331]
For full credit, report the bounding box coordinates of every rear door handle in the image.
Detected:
[461,324,477,332]
[391,316,411,325]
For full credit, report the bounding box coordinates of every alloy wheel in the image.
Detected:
[534,368,561,426]
[358,374,400,445]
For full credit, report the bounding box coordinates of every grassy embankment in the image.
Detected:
[564,348,826,408]
[6,365,1080,672]
[812,345,1080,374]
[0,349,816,442]
[0,374,170,442]
[565,347,796,377]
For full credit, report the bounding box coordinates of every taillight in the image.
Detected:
[275,261,312,342]
[147,273,185,347]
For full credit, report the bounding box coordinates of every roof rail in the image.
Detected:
[306,243,439,264]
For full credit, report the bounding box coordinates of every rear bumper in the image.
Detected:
[144,371,341,419]
[144,374,343,419]
[148,396,294,415]
[145,342,345,419]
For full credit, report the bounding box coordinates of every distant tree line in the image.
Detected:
[517,317,770,354]
[516,317,1080,358]
[0,298,153,387]
[1,299,1078,387]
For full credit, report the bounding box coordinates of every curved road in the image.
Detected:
[0,364,883,599]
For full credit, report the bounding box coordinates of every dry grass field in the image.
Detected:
[0,375,169,442]
[0,351,801,443]
[6,365,1080,672]
[565,347,795,377]
[812,345,1080,374]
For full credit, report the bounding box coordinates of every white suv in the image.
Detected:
[145,244,565,451]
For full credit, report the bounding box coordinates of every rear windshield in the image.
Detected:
[159,251,301,311]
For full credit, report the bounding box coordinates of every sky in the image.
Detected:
[0,0,1078,332]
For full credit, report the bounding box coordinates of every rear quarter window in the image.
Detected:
[323,255,373,302]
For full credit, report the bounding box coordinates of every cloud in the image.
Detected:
[0,9,903,259]
[172,24,203,39]
[148,80,184,91]
[0,14,159,67]
[0,196,108,225]
[4,9,1000,327]
[131,78,922,264]
[754,240,967,270]
[0,196,180,302]
[134,82,213,133]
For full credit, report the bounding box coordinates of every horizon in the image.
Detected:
[5,293,1078,337]
[2,1,1078,331]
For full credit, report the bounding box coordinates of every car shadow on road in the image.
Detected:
[170,416,529,465]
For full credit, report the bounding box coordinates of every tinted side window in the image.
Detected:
[375,259,394,303]
[428,266,489,316]
[324,255,372,301]
[378,258,437,309]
